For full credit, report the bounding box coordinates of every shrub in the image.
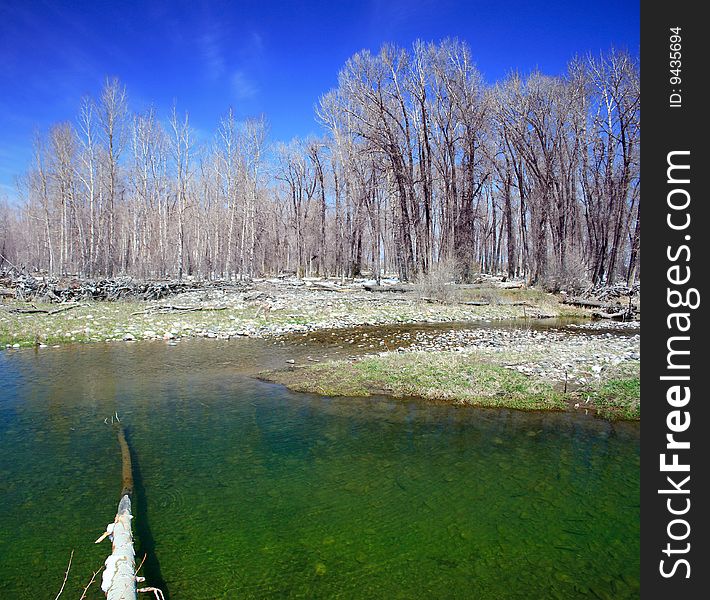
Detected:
[539,253,591,294]
[413,259,458,304]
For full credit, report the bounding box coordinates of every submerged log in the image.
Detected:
[117,425,134,498]
[96,424,137,600]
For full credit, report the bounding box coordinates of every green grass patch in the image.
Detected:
[585,377,640,420]
[266,351,567,412]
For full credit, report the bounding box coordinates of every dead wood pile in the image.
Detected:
[561,283,640,320]
[0,270,251,303]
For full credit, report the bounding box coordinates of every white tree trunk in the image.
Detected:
[100,494,137,599]
[97,424,137,599]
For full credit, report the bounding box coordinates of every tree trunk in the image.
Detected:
[98,425,136,600]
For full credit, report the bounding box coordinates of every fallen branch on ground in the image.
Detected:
[309,281,349,291]
[8,303,83,315]
[131,304,229,315]
[364,284,415,293]
[592,309,633,320]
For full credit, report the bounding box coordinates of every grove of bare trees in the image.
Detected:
[0,40,639,287]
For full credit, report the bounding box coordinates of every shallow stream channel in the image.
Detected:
[0,319,639,599]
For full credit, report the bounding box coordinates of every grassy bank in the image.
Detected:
[1,283,639,420]
[266,352,568,411]
[588,377,640,420]
[0,300,258,347]
[265,351,640,420]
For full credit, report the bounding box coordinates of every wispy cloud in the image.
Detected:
[198,30,226,80]
[247,31,264,55]
[230,70,258,100]
[196,20,264,102]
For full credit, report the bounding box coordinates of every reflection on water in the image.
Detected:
[0,334,639,599]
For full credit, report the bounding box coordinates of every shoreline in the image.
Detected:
[1,283,640,421]
[262,315,640,422]
[1,282,594,349]
[262,349,640,422]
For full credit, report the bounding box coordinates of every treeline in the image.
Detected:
[0,39,639,285]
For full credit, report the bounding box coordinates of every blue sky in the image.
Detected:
[0,0,639,200]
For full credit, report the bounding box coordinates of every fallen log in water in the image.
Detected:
[96,423,137,600]
[94,420,165,599]
[101,494,136,599]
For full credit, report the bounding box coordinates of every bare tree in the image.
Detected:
[169,105,194,280]
[6,44,639,289]
[97,78,128,275]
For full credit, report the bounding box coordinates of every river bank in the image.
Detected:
[1,280,590,348]
[1,279,639,420]
[264,321,640,421]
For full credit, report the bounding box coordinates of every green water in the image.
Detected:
[0,333,639,599]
